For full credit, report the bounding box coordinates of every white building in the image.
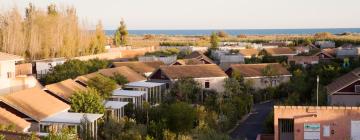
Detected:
[34,57,66,78]
[124,81,166,105]
[111,89,147,108]
[149,64,228,92]
[0,52,39,95]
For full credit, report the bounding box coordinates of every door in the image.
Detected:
[351,120,360,140]
[279,119,294,140]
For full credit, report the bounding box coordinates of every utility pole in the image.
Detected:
[316,75,319,106]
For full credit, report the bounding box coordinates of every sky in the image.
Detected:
[1,0,360,30]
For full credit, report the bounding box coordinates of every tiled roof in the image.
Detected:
[184,51,214,64]
[288,56,319,62]
[174,59,204,65]
[326,68,360,95]
[0,52,24,61]
[155,64,227,79]
[45,79,86,101]
[0,87,70,121]
[113,61,164,74]
[0,108,31,132]
[264,48,296,55]
[238,49,259,57]
[75,72,98,84]
[228,63,291,77]
[98,66,146,82]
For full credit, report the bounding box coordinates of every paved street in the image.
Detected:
[230,101,274,140]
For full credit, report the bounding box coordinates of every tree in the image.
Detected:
[169,78,202,103]
[43,128,76,140]
[223,78,242,97]
[210,32,219,49]
[70,87,105,114]
[165,102,197,134]
[111,73,129,86]
[87,74,118,98]
[79,115,95,140]
[114,19,128,46]
[89,21,106,54]
[261,65,280,87]
[40,59,109,84]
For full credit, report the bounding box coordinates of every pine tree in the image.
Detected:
[114,19,128,46]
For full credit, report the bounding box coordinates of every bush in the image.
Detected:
[87,74,118,98]
[70,87,105,114]
[41,59,109,84]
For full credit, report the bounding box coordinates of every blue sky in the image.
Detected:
[1,0,360,30]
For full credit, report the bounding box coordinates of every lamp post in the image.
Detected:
[316,75,319,106]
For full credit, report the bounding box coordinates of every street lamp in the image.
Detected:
[316,75,319,106]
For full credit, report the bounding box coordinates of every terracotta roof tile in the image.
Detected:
[184,51,214,64]
[155,64,227,79]
[113,61,164,74]
[45,79,87,101]
[173,59,204,65]
[238,49,259,57]
[98,66,146,82]
[0,108,31,132]
[229,63,291,77]
[0,88,70,121]
[264,48,296,56]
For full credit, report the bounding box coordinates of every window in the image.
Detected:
[7,72,13,78]
[205,81,210,88]
[355,85,360,93]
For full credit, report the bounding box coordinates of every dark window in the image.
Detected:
[205,81,210,88]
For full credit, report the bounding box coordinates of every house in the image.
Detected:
[0,108,31,132]
[315,41,336,49]
[98,66,147,82]
[336,44,359,58]
[184,51,214,64]
[219,54,245,70]
[0,52,40,95]
[149,64,228,92]
[238,49,260,58]
[226,63,292,89]
[74,72,100,86]
[287,56,319,66]
[111,89,147,108]
[294,46,310,54]
[262,48,297,57]
[112,61,165,77]
[274,106,360,140]
[313,48,335,60]
[44,79,87,103]
[124,81,166,105]
[170,59,204,65]
[326,68,360,106]
[0,87,102,135]
[138,55,177,65]
[45,78,128,120]
[104,101,128,120]
[34,58,66,78]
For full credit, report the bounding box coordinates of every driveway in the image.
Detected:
[230,101,274,140]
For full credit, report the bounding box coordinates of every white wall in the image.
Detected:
[193,77,227,92]
[36,60,65,75]
[245,76,291,90]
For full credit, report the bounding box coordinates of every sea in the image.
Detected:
[105,28,360,36]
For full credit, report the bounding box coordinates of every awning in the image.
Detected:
[112,89,146,97]
[125,81,165,88]
[104,101,128,109]
[41,112,103,124]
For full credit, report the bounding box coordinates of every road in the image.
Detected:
[230,101,274,140]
